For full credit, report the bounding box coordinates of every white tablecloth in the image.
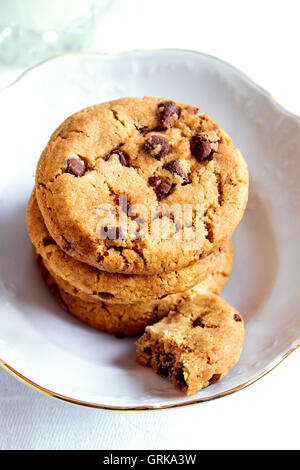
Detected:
[0,0,299,450]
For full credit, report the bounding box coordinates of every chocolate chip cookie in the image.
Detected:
[27,190,233,304]
[136,293,244,394]
[35,96,248,274]
[35,250,232,337]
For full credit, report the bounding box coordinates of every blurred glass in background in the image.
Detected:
[0,0,112,67]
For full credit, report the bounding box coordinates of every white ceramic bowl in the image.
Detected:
[0,50,299,409]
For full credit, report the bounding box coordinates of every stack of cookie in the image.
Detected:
[26,97,248,394]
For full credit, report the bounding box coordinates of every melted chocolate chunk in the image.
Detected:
[158,294,168,300]
[233,314,242,322]
[66,156,86,176]
[148,176,161,187]
[209,373,221,385]
[157,366,170,377]
[192,317,204,328]
[159,101,180,129]
[98,292,115,300]
[190,135,212,161]
[144,135,170,160]
[136,124,149,135]
[111,149,130,167]
[155,181,172,200]
[175,368,186,387]
[163,160,189,183]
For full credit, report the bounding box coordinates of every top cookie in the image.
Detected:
[35,96,248,274]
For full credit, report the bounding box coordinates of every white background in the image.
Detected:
[0,0,299,450]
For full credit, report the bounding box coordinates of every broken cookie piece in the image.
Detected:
[136,292,244,395]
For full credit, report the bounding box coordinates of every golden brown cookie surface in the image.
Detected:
[34,251,232,337]
[27,190,233,304]
[35,96,248,274]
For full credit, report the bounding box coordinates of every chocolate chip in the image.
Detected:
[234,314,242,322]
[155,181,172,200]
[43,236,56,246]
[144,135,170,160]
[66,156,86,176]
[175,368,186,387]
[111,149,130,167]
[192,317,204,328]
[136,124,149,135]
[144,347,152,354]
[98,225,126,240]
[209,373,221,385]
[163,160,189,183]
[98,292,115,300]
[148,176,172,199]
[157,366,169,377]
[148,176,161,187]
[190,135,212,161]
[158,101,180,129]
[158,294,168,300]
[116,332,126,338]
